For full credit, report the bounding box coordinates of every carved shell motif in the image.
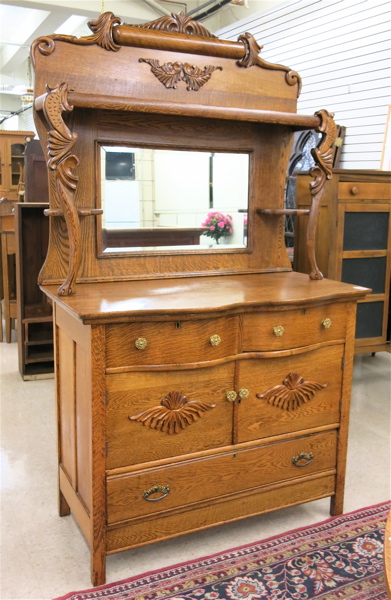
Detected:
[136,12,217,38]
[256,372,328,411]
[129,391,216,435]
[139,59,222,91]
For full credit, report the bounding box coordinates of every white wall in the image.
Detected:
[217,0,391,169]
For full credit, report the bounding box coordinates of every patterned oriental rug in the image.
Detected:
[55,501,390,600]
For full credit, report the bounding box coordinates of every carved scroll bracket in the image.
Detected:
[40,82,80,296]
[306,109,338,280]
[30,12,121,65]
[237,33,302,98]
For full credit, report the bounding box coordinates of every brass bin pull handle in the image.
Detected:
[322,318,332,329]
[135,337,148,350]
[210,334,221,346]
[143,484,170,502]
[226,391,237,402]
[273,325,284,337]
[292,452,314,467]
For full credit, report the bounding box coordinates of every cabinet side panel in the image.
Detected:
[56,304,92,513]
[57,327,76,486]
[76,343,92,513]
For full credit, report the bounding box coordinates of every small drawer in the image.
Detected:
[338,181,391,201]
[242,304,347,351]
[106,430,337,524]
[106,317,238,368]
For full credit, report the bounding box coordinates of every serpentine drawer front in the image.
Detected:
[242,304,346,351]
[105,317,238,368]
[106,363,235,469]
[106,430,337,525]
[236,344,344,443]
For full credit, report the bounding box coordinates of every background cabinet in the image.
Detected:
[294,170,391,354]
[15,203,54,379]
[0,131,34,200]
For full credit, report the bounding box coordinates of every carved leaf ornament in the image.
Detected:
[129,391,216,434]
[256,372,328,411]
[139,59,223,91]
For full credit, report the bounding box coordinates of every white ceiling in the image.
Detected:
[0,0,289,120]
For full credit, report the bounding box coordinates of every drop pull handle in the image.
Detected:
[143,484,170,502]
[238,388,249,400]
[226,391,237,403]
[292,452,314,467]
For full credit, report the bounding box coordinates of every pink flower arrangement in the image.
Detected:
[201,211,233,244]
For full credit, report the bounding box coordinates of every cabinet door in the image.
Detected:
[338,204,391,347]
[106,362,235,469]
[9,140,25,192]
[235,344,344,443]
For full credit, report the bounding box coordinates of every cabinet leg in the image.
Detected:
[91,548,106,587]
[59,489,71,517]
[330,494,343,517]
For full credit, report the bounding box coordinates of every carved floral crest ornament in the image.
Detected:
[129,391,217,434]
[257,372,328,411]
[139,59,223,91]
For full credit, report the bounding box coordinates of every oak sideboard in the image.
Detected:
[31,12,369,585]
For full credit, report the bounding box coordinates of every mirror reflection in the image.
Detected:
[100,146,249,252]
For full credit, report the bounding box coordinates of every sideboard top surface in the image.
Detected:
[42,272,369,323]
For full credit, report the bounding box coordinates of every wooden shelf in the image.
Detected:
[25,344,54,363]
[257,208,310,215]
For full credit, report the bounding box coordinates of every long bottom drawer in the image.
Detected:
[107,431,336,524]
[106,473,335,553]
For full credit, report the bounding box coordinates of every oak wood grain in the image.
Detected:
[106,363,235,469]
[106,474,336,552]
[41,272,368,324]
[106,430,337,524]
[236,344,344,443]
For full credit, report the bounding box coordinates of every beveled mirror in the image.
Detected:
[99,145,249,253]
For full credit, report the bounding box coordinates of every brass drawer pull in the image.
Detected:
[273,325,284,337]
[143,484,170,502]
[135,337,148,350]
[238,388,249,400]
[322,318,331,329]
[292,452,314,467]
[210,334,221,346]
[226,390,237,402]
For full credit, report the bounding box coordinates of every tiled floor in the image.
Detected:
[1,335,390,600]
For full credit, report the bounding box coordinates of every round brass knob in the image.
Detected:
[238,388,249,400]
[322,318,332,329]
[226,391,237,402]
[350,186,359,195]
[273,325,284,337]
[135,337,148,350]
[210,334,221,346]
